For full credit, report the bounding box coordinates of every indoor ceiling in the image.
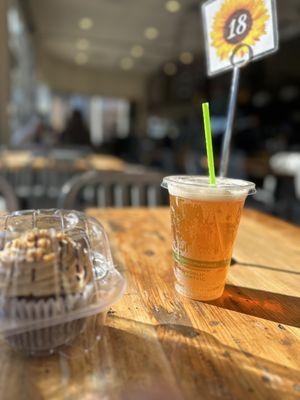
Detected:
[25,0,300,75]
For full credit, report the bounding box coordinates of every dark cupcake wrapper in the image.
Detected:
[2,286,94,355]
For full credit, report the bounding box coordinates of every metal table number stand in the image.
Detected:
[219,44,253,177]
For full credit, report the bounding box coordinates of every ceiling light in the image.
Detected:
[165,0,181,13]
[131,45,144,58]
[164,62,177,76]
[120,57,134,70]
[144,27,159,40]
[179,51,194,64]
[77,38,90,50]
[75,53,88,65]
[79,17,93,30]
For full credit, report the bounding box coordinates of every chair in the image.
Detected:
[272,174,298,221]
[58,170,167,210]
[269,153,299,221]
[0,176,19,211]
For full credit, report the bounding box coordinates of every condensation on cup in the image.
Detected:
[162,176,256,301]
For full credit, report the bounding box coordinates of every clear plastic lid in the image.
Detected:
[162,175,256,199]
[0,209,126,338]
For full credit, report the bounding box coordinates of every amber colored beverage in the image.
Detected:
[170,195,245,300]
[162,176,255,301]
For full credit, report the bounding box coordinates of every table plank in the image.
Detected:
[87,208,300,400]
[0,208,299,400]
[0,151,125,172]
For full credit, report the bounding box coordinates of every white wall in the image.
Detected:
[37,50,148,135]
[38,50,147,101]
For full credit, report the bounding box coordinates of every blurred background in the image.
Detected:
[0,0,299,223]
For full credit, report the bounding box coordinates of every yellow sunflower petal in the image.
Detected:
[210,0,269,61]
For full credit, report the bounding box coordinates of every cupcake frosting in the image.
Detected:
[0,230,93,298]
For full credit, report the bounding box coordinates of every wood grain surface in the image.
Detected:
[0,152,125,172]
[0,208,299,400]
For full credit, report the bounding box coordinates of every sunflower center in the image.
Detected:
[224,9,253,45]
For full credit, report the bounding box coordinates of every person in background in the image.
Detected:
[60,109,91,147]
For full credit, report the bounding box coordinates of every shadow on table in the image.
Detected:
[208,284,300,328]
[78,319,300,399]
[0,315,110,400]
[62,317,300,400]
[2,315,300,400]
[231,257,300,276]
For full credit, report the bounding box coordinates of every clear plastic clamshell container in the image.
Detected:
[0,209,126,356]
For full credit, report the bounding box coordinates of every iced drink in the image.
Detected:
[162,176,255,301]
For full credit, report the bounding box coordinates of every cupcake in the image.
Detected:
[0,229,95,355]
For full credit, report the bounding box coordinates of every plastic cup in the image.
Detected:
[162,176,256,301]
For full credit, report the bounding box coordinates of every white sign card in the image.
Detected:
[202,0,278,76]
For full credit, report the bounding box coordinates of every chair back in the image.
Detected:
[0,177,19,211]
[58,170,166,210]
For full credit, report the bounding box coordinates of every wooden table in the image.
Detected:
[0,151,125,172]
[0,208,299,399]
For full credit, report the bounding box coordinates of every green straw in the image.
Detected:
[202,102,216,186]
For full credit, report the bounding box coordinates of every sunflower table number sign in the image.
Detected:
[201,0,278,176]
[202,0,278,76]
